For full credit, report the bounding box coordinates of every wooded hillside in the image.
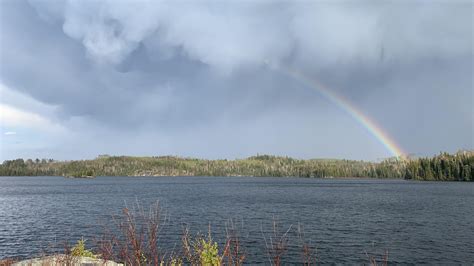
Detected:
[1,151,472,181]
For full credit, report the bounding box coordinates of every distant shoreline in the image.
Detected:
[1,151,472,181]
[2,175,465,183]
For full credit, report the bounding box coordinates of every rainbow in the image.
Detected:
[269,63,406,159]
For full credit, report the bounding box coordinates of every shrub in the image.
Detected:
[199,238,221,266]
[71,238,96,258]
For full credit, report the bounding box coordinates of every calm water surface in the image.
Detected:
[0,176,473,264]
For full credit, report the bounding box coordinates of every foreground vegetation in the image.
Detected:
[0,151,472,181]
[0,202,389,266]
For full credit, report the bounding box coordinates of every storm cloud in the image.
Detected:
[0,0,472,160]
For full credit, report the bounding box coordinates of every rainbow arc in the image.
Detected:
[269,63,406,159]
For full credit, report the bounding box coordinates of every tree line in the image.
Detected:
[404,151,473,181]
[0,151,472,181]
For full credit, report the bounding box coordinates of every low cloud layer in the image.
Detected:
[0,0,472,160]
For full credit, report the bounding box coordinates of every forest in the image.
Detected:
[0,151,472,181]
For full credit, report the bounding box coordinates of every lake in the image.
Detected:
[0,176,473,264]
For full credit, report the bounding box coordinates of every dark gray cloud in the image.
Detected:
[0,0,472,160]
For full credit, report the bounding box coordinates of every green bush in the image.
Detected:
[71,238,96,258]
[199,238,221,266]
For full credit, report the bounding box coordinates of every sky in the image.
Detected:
[0,0,472,161]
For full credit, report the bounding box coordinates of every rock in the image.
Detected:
[12,255,123,266]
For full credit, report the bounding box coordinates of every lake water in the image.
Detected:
[0,176,473,264]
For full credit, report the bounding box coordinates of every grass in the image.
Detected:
[92,202,388,265]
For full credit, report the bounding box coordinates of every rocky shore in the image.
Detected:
[11,255,122,266]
